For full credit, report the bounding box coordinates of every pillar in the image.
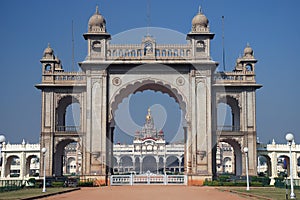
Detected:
[1,151,6,178]
[139,157,143,174]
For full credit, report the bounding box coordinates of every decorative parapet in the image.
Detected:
[105,43,192,60]
[214,71,256,84]
[42,72,86,85]
[257,143,300,152]
[1,142,40,152]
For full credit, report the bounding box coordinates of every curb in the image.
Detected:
[21,188,81,200]
[217,188,272,200]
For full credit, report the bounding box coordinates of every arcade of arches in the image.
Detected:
[35,6,262,185]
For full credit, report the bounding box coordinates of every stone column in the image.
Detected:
[20,151,26,179]
[178,157,182,173]
[1,149,6,178]
[155,157,159,174]
[163,157,166,174]
[139,157,143,174]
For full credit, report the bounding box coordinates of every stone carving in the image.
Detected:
[176,76,185,86]
[112,77,121,86]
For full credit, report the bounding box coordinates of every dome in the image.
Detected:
[244,44,254,57]
[192,8,208,27]
[43,43,54,58]
[88,6,106,33]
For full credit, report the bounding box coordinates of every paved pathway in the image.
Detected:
[42,186,248,200]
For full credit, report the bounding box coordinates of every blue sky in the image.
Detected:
[0,0,300,144]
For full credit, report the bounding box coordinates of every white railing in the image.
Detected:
[110,173,187,185]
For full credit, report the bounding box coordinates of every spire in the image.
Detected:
[198,6,202,14]
[146,107,151,120]
[96,5,99,14]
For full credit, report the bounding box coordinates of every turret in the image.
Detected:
[40,43,63,74]
[83,6,111,60]
[186,7,215,60]
[234,44,257,72]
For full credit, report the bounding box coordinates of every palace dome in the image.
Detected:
[192,10,208,28]
[88,6,106,33]
[43,43,54,58]
[244,44,254,57]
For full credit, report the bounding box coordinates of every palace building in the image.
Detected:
[113,108,184,174]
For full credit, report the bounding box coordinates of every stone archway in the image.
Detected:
[37,7,262,186]
[217,95,240,131]
[108,79,189,175]
[25,155,39,177]
[4,155,20,178]
[218,138,243,176]
[109,78,188,123]
[56,95,81,132]
[257,155,272,177]
[53,139,76,176]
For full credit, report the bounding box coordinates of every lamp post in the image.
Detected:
[244,147,250,191]
[41,147,47,193]
[285,133,296,199]
[0,135,6,176]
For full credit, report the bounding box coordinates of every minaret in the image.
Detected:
[83,6,111,60]
[186,7,215,60]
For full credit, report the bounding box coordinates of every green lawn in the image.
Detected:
[0,188,78,200]
[219,187,300,200]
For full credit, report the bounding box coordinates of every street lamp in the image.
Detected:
[244,147,250,191]
[0,135,6,173]
[41,147,47,193]
[285,133,296,199]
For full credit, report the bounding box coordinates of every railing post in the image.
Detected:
[130,173,133,186]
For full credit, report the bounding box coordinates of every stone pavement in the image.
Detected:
[42,186,247,200]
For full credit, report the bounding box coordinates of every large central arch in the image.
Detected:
[109,78,188,123]
[108,78,188,174]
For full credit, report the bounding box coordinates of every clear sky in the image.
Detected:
[0,0,299,144]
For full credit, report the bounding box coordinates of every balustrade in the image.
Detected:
[42,72,86,84]
[217,126,240,132]
[214,71,255,83]
[106,44,192,60]
[56,126,80,132]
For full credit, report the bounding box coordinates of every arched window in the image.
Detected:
[45,64,51,72]
[245,64,252,71]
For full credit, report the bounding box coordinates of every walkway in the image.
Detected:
[43,186,247,200]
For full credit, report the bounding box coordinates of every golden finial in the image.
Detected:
[146,108,151,120]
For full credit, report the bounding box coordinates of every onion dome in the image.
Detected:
[43,43,54,59]
[192,7,209,28]
[243,43,254,58]
[88,6,106,33]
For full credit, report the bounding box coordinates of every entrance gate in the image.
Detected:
[37,6,261,185]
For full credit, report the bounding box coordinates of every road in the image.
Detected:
[42,186,248,200]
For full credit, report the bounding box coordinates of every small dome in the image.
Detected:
[43,43,54,58]
[88,6,106,33]
[192,7,208,28]
[244,44,254,57]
